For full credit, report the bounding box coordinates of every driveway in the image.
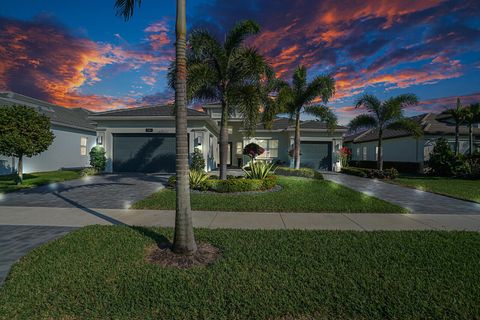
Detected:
[0,173,169,209]
[323,172,480,214]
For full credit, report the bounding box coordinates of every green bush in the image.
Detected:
[89,146,106,171]
[168,174,278,192]
[276,167,323,180]
[383,168,399,179]
[80,167,98,177]
[167,175,177,188]
[243,161,276,179]
[261,175,278,190]
[341,167,368,177]
[190,148,205,172]
[428,138,470,176]
[189,170,209,190]
[207,178,263,193]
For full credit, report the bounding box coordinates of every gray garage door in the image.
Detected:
[113,133,176,173]
[300,141,332,170]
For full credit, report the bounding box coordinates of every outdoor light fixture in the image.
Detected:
[96,135,103,145]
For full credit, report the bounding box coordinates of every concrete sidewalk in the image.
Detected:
[1,206,480,231]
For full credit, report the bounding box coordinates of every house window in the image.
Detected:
[236,142,243,155]
[244,139,279,159]
[362,146,367,160]
[356,147,360,159]
[80,137,88,156]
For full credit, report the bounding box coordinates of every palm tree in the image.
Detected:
[115,0,197,254]
[348,93,421,171]
[464,103,480,156]
[443,98,467,155]
[277,65,336,169]
[173,20,270,180]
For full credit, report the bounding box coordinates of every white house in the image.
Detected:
[0,92,96,175]
[343,113,480,172]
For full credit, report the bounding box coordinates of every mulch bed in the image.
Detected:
[145,242,220,269]
[190,184,282,195]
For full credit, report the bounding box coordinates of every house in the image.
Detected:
[0,92,96,175]
[89,105,220,173]
[343,113,480,172]
[202,103,347,171]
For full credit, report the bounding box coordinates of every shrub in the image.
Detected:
[190,148,205,172]
[189,170,209,190]
[341,167,398,179]
[89,146,107,171]
[261,175,278,190]
[337,146,352,168]
[276,167,323,180]
[428,138,470,176]
[80,167,98,177]
[243,161,276,179]
[207,178,263,193]
[243,143,265,159]
[167,175,177,188]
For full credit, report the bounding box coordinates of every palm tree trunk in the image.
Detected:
[17,154,23,185]
[294,110,301,169]
[219,99,229,180]
[173,0,197,255]
[377,130,383,171]
[469,123,473,156]
[455,123,460,155]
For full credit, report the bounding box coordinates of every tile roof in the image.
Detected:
[90,104,208,117]
[344,113,480,143]
[0,92,95,131]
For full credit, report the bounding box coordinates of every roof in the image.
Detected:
[253,117,347,132]
[344,113,480,143]
[90,104,208,117]
[0,91,95,131]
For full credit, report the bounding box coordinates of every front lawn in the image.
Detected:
[391,175,480,203]
[133,176,406,213]
[0,170,82,193]
[1,226,479,319]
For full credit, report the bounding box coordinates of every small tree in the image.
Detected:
[428,137,469,176]
[243,143,265,160]
[89,146,107,171]
[337,146,352,168]
[190,148,205,172]
[0,105,54,184]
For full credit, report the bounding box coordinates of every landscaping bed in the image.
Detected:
[0,170,82,193]
[1,225,479,319]
[133,176,406,213]
[341,167,399,179]
[391,175,480,203]
[275,166,323,179]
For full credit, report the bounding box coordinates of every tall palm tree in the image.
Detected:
[464,103,480,156]
[115,0,197,254]
[348,93,421,171]
[277,65,336,169]
[171,20,270,180]
[443,98,467,155]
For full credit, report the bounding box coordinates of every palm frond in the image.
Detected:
[229,84,262,137]
[224,20,260,55]
[303,74,335,105]
[187,62,219,102]
[386,118,423,138]
[114,0,141,21]
[304,105,338,131]
[348,114,378,133]
[355,94,382,114]
[292,65,307,96]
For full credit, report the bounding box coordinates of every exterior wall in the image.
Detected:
[95,119,218,172]
[349,136,422,163]
[0,124,96,175]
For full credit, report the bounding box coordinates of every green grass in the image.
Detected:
[1,226,479,319]
[392,175,480,203]
[133,176,406,213]
[0,170,82,193]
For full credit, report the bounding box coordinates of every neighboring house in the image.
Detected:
[89,105,220,173]
[202,103,347,171]
[344,113,480,172]
[0,92,96,175]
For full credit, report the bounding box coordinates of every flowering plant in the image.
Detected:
[243,143,265,159]
[337,146,351,167]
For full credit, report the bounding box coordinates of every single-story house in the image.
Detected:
[89,105,220,173]
[0,91,96,175]
[344,113,480,172]
[202,103,347,171]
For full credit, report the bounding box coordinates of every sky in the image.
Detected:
[0,0,479,124]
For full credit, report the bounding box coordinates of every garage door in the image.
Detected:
[300,141,332,170]
[113,133,176,173]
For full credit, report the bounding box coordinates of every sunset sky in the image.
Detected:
[1,0,479,124]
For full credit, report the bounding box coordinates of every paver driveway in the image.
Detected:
[0,173,169,209]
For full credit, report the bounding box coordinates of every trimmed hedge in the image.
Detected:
[275,167,323,180]
[167,174,278,193]
[341,167,399,180]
